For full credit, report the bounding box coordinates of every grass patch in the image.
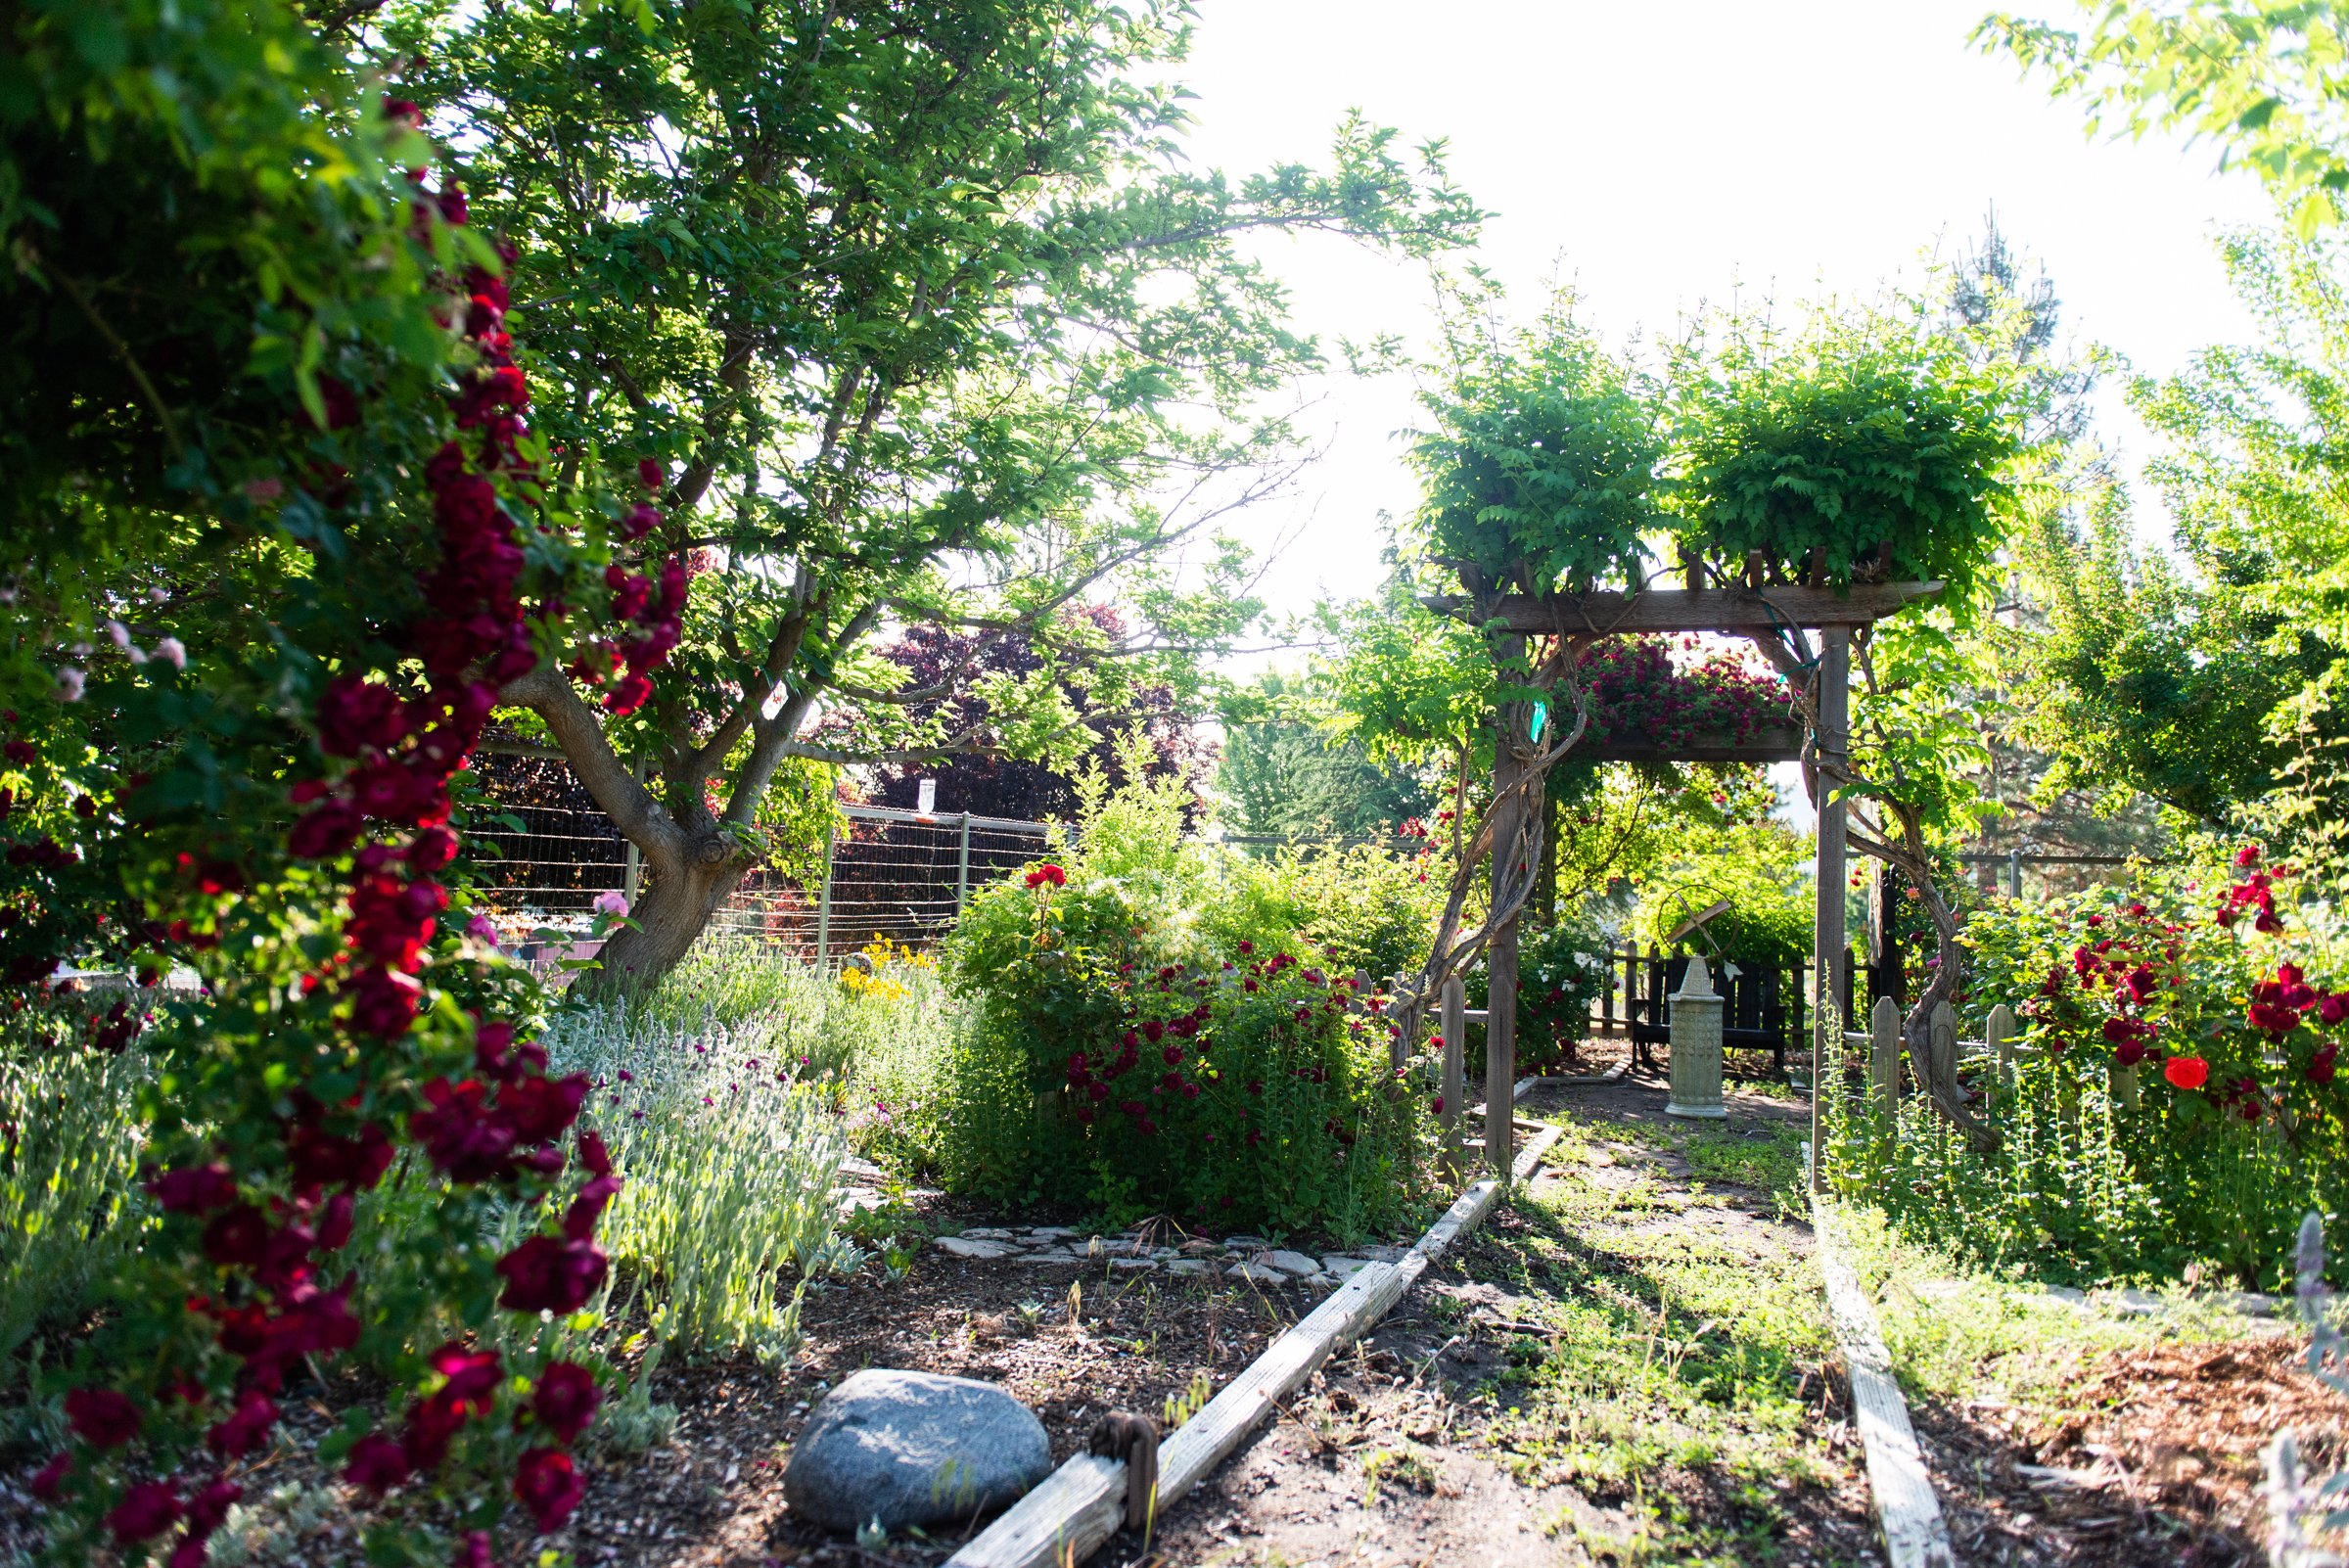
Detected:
[1457,1109,1841,1561]
[1829,1202,2234,1411]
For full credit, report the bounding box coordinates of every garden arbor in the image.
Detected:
[1447,579,1944,1188]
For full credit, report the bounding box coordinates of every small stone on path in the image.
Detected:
[1264,1249,1321,1277]
[935,1236,1014,1260]
[782,1369,1050,1533]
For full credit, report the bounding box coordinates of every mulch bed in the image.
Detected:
[1910,1336,2348,1567]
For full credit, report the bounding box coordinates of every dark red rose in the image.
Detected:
[149,1162,238,1214]
[498,1073,587,1144]
[317,675,408,757]
[495,1235,608,1314]
[206,1391,277,1456]
[201,1203,274,1268]
[408,825,460,872]
[289,799,364,859]
[530,1361,602,1444]
[430,1342,503,1404]
[28,1452,70,1500]
[345,1432,413,1493]
[108,1481,180,1544]
[184,1478,242,1538]
[66,1387,140,1448]
[347,965,422,1038]
[410,1077,518,1182]
[514,1447,584,1532]
[402,1389,470,1472]
[563,1175,622,1240]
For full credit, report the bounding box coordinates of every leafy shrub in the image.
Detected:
[541,1008,851,1363]
[1199,837,1449,984]
[1826,850,2349,1288]
[0,1009,151,1376]
[1667,303,2023,611]
[939,761,1427,1237]
[1409,296,1664,597]
[1513,914,1614,1072]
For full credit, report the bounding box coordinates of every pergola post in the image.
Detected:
[1486,635,1526,1179]
[1811,625,1851,1194]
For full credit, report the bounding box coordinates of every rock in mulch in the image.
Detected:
[782,1369,1050,1534]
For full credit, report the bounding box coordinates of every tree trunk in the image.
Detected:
[571,853,751,998]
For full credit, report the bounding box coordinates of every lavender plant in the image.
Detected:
[2268,1212,2349,1566]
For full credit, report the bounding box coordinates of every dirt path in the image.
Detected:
[1120,1078,1886,1568]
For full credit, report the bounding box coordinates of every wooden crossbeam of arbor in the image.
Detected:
[1426,580,1944,636]
[1584,724,1806,764]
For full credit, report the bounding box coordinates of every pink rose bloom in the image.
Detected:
[592,890,629,917]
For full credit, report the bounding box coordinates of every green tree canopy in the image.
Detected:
[1217,670,1434,841]
[375,0,1484,984]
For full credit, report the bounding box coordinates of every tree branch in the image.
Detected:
[498,666,693,868]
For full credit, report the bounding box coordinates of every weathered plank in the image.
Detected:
[1427,581,1943,635]
[1985,1003,2014,1083]
[1811,1195,1958,1568]
[1440,976,1466,1180]
[944,1125,1566,1568]
[1868,994,1900,1116]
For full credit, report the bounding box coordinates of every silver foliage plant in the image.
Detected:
[544,1005,856,1364]
[2269,1212,2349,1566]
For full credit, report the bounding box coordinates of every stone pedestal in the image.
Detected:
[1665,956,1727,1120]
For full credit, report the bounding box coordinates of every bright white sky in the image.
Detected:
[1168,0,2276,635]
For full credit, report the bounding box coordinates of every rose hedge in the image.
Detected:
[1873,846,2349,1285]
[943,869,1423,1237]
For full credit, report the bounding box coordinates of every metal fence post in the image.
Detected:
[623,754,643,906]
[2006,848,2021,899]
[815,816,836,967]
[955,812,972,915]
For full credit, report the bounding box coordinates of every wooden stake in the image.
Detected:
[1486,635,1527,1179]
[944,1128,1566,1568]
[1812,626,1851,1194]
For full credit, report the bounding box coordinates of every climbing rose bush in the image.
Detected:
[4,101,686,1567]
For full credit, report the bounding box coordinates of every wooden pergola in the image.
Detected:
[1459,580,1942,1189]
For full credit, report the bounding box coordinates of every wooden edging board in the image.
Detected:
[944,1123,1569,1568]
[1802,1149,1956,1568]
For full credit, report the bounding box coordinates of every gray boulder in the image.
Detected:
[783,1369,1050,1534]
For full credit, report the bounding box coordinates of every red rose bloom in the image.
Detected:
[206,1391,277,1456]
[66,1387,141,1448]
[530,1361,602,1444]
[108,1481,180,1544]
[2163,1056,2210,1091]
[495,1235,609,1314]
[514,1447,585,1532]
[148,1162,238,1214]
[345,1433,413,1493]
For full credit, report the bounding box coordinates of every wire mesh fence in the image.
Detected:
[711,806,1060,959]
[464,794,1063,963]
[466,800,628,920]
